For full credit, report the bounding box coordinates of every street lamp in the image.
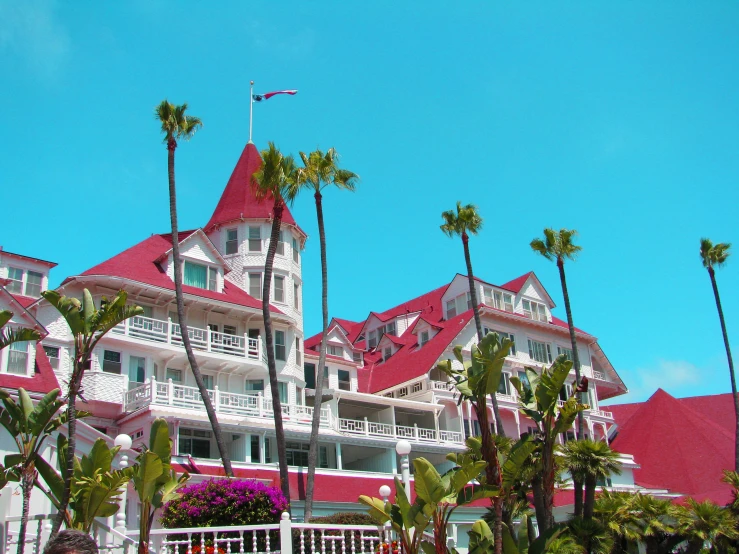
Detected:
[379,485,392,541]
[114,434,132,533]
[395,440,412,499]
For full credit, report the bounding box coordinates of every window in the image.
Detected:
[25,271,42,297]
[293,283,300,310]
[276,232,286,256]
[274,275,285,303]
[368,330,378,349]
[528,339,552,364]
[278,382,288,404]
[183,262,217,291]
[523,300,547,322]
[292,238,300,264]
[166,368,183,382]
[131,429,144,441]
[384,321,396,337]
[275,331,286,361]
[559,383,573,402]
[295,337,302,365]
[483,287,493,306]
[338,370,351,391]
[483,328,516,355]
[327,345,343,357]
[304,363,316,389]
[225,228,238,255]
[129,356,146,385]
[169,311,179,324]
[224,325,237,336]
[248,226,261,252]
[420,330,430,346]
[353,351,363,365]
[102,350,122,374]
[296,387,303,405]
[265,437,272,463]
[557,346,574,362]
[397,386,408,398]
[250,435,261,463]
[383,347,392,362]
[497,373,510,395]
[179,429,211,458]
[493,291,513,312]
[202,374,214,390]
[43,346,60,370]
[446,299,457,319]
[248,273,262,299]
[7,341,29,374]
[319,445,329,468]
[286,441,309,466]
[245,379,264,393]
[7,267,23,294]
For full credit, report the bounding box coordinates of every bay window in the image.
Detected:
[523,300,547,322]
[274,275,285,303]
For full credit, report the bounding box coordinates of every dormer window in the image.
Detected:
[184,261,217,292]
[225,228,238,255]
[420,330,430,346]
[327,345,344,357]
[7,267,43,297]
[248,226,261,252]
[384,321,396,337]
[488,290,513,312]
[353,351,363,365]
[368,330,378,349]
[445,292,471,320]
[446,299,457,319]
[523,300,547,322]
[7,267,23,294]
[383,346,392,361]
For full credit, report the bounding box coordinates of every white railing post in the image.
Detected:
[364,417,369,437]
[207,329,212,353]
[413,423,419,440]
[166,317,172,345]
[168,378,174,405]
[258,392,264,418]
[149,377,156,403]
[244,333,250,358]
[279,512,292,554]
[214,385,220,412]
[258,335,263,362]
[124,317,130,336]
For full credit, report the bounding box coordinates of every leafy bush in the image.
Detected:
[160,478,288,528]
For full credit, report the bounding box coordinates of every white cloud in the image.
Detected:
[0,0,70,81]
[608,358,704,404]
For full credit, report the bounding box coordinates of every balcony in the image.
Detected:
[336,417,464,445]
[430,380,518,405]
[112,316,264,362]
[124,379,330,426]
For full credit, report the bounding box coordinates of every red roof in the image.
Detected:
[500,272,534,293]
[72,233,281,313]
[609,389,735,504]
[204,142,301,234]
[0,249,57,268]
[12,295,38,309]
[0,344,60,395]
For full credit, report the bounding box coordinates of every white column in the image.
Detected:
[335,443,343,470]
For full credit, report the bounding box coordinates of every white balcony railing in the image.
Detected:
[112,316,262,363]
[336,417,464,445]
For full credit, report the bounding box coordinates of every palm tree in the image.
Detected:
[563,440,589,518]
[0,388,68,554]
[677,499,739,554]
[565,440,621,519]
[568,517,613,554]
[530,229,585,442]
[594,490,643,554]
[0,311,41,349]
[297,148,358,522]
[253,142,300,505]
[441,202,505,437]
[155,100,234,478]
[699,238,738,472]
[42,289,142,539]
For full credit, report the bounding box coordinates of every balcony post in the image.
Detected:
[150,376,156,403]
[258,392,264,418]
[124,317,130,335]
[413,423,419,440]
[207,328,212,353]
[168,378,174,405]
[244,333,250,359]
[364,417,369,437]
[214,385,220,413]
[258,335,263,362]
[434,412,440,444]
[166,317,172,345]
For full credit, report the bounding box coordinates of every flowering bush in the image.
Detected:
[160,478,288,528]
[376,541,400,554]
[191,547,225,554]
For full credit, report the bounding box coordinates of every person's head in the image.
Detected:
[44,530,98,554]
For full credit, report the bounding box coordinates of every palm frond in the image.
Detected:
[0,327,41,350]
[700,237,731,269]
[440,202,483,238]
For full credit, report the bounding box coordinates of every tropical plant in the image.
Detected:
[530,228,585,442]
[297,147,358,522]
[467,514,571,554]
[441,202,505,437]
[0,388,75,554]
[699,238,738,472]
[41,288,142,537]
[253,142,300,505]
[563,440,621,519]
[509,357,588,533]
[155,100,234,478]
[437,332,514,554]
[131,418,189,554]
[676,498,739,554]
[593,490,643,554]
[722,469,739,515]
[625,494,680,554]
[567,517,612,554]
[37,436,134,532]
[0,310,41,350]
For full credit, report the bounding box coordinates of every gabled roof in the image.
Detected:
[609,389,734,504]
[155,229,230,273]
[67,233,281,313]
[204,142,304,237]
[0,248,57,268]
[499,271,555,308]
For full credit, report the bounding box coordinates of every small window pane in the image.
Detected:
[245,379,264,392]
[43,346,60,369]
[25,271,43,297]
[225,228,238,255]
[276,232,286,256]
[8,341,29,374]
[278,382,288,403]
[275,330,286,361]
[274,276,285,303]
[249,274,262,299]
[166,368,183,382]
[293,283,300,309]
[446,299,457,319]
[184,262,207,289]
[208,267,217,291]
[7,268,23,294]
[248,226,261,252]
[292,238,300,264]
[102,350,122,374]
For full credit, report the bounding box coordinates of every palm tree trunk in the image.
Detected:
[17,470,33,554]
[557,258,585,440]
[474,401,503,554]
[263,202,291,505]
[531,475,547,535]
[573,477,584,518]
[304,191,328,522]
[462,233,506,438]
[166,138,234,477]
[539,433,556,532]
[50,358,82,539]
[583,475,596,519]
[708,267,739,472]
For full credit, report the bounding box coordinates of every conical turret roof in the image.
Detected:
[205,142,301,233]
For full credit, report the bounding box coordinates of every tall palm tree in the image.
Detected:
[677,499,739,554]
[253,142,300,505]
[297,148,358,522]
[530,228,585,441]
[441,202,505,437]
[563,439,621,519]
[155,100,233,477]
[700,238,738,472]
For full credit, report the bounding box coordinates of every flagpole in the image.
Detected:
[249,80,254,144]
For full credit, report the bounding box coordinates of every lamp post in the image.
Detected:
[114,434,133,533]
[395,440,412,499]
[379,485,392,541]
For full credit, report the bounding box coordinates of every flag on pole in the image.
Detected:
[252,90,298,102]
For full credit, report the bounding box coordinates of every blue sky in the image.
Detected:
[2,1,737,405]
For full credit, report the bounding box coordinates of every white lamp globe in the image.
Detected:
[379,485,392,498]
[395,439,412,456]
[114,434,132,450]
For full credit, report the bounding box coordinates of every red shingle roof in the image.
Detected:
[72,233,281,313]
[500,271,534,293]
[609,389,735,504]
[204,142,302,234]
[0,344,60,395]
